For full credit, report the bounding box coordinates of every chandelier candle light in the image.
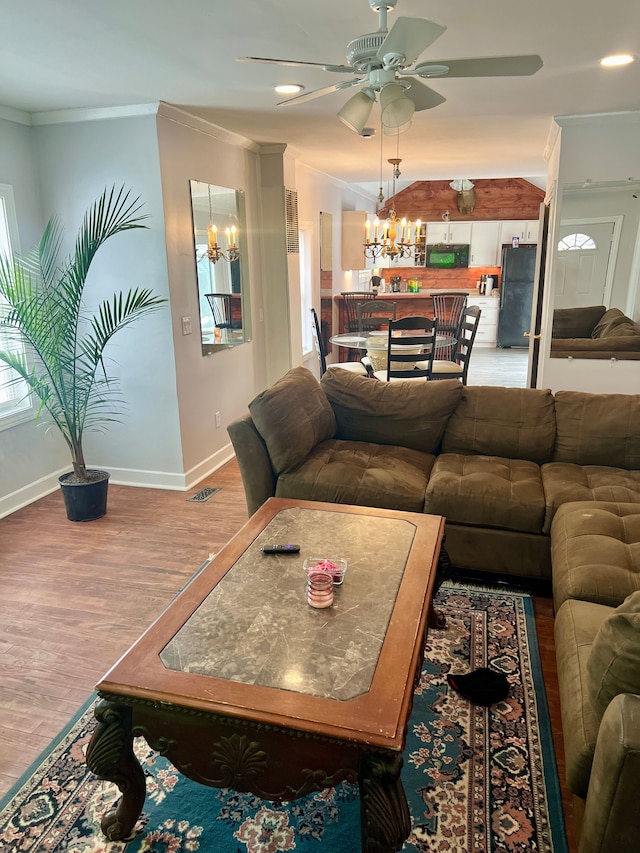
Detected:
[364,148,421,261]
[205,185,240,264]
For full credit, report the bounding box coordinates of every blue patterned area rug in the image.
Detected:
[0,583,567,853]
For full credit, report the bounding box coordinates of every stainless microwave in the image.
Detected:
[425,243,470,269]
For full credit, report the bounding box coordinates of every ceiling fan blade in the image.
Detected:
[277,79,361,106]
[415,54,543,78]
[237,56,353,73]
[377,17,447,68]
[401,78,446,111]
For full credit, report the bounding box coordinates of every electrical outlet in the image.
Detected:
[215,411,221,428]
[181,316,192,336]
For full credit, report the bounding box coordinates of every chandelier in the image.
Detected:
[205,185,240,264]
[363,130,421,262]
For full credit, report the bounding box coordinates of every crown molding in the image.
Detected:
[0,105,32,125]
[156,102,259,151]
[30,102,160,126]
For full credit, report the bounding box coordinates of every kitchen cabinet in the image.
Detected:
[470,294,500,347]
[425,221,472,244]
[469,221,501,266]
[499,220,539,246]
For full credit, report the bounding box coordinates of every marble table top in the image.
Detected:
[160,506,417,701]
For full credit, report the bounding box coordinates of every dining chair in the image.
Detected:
[310,308,367,377]
[431,291,468,360]
[341,291,376,333]
[356,299,397,335]
[430,305,482,385]
[205,293,242,332]
[369,315,439,382]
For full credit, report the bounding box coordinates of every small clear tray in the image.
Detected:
[303,557,347,585]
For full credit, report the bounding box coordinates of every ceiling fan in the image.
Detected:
[237,0,542,133]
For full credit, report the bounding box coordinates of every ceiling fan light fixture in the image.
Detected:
[380,82,415,129]
[274,84,304,94]
[599,53,635,67]
[383,118,412,135]
[338,89,376,133]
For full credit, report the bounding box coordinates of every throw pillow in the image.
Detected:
[249,367,336,475]
[592,308,632,339]
[320,369,462,454]
[587,590,640,721]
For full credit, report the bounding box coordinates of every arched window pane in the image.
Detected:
[558,232,597,251]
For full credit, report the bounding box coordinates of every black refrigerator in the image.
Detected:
[497,245,537,347]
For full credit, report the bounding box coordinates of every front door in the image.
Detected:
[554,219,618,308]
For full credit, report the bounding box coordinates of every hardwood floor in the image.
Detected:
[0,459,576,852]
[466,346,530,387]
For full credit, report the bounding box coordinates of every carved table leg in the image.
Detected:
[429,540,452,630]
[358,751,411,853]
[85,700,147,841]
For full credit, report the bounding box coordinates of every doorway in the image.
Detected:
[554,218,621,309]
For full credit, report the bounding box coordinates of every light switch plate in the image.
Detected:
[181,316,192,336]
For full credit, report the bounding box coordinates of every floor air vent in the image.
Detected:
[187,487,221,503]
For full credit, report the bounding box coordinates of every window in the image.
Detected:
[558,232,597,251]
[0,184,32,428]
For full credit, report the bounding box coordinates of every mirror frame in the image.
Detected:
[189,180,250,355]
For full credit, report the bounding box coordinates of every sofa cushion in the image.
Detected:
[541,464,640,533]
[441,386,556,464]
[592,308,640,339]
[249,367,336,475]
[321,368,462,454]
[554,598,611,798]
[587,590,640,722]
[275,439,435,513]
[552,305,606,339]
[551,501,640,609]
[424,453,545,534]
[553,390,640,469]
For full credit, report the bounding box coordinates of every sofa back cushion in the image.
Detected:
[592,308,640,339]
[587,590,640,721]
[321,369,462,454]
[442,386,556,464]
[249,367,336,474]
[552,305,606,339]
[553,390,640,469]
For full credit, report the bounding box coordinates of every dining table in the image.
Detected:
[330,330,457,372]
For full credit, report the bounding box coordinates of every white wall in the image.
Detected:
[156,106,263,483]
[0,115,73,515]
[33,111,186,484]
[538,111,640,394]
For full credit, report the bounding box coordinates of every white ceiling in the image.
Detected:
[2,0,639,191]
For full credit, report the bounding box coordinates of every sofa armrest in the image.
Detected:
[579,693,640,853]
[227,414,277,517]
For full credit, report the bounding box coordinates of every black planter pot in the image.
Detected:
[58,470,110,522]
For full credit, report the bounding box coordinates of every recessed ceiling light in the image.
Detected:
[274,84,304,95]
[599,54,635,67]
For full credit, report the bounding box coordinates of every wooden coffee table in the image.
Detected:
[87,498,444,852]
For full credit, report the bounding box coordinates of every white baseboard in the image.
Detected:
[0,443,237,518]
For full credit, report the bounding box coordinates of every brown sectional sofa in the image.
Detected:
[228,366,640,853]
[551,305,640,359]
[229,366,640,580]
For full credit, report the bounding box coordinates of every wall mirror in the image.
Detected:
[549,180,640,358]
[189,179,249,355]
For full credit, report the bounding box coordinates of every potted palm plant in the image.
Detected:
[0,185,166,521]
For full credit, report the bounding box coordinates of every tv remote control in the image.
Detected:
[261,544,301,554]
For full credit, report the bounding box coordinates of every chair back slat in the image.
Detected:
[431,291,468,360]
[384,315,438,381]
